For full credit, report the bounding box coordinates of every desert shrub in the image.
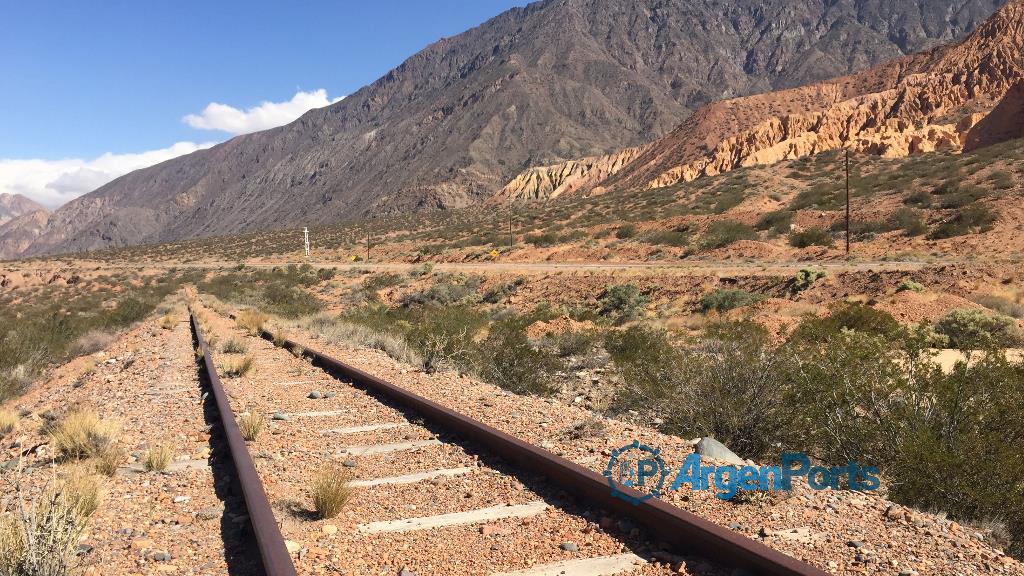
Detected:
[928,205,998,239]
[642,228,690,247]
[898,279,925,293]
[221,355,255,378]
[789,228,833,248]
[407,306,486,373]
[597,284,649,324]
[144,444,174,472]
[476,322,560,395]
[399,275,482,307]
[699,289,765,313]
[935,183,989,209]
[482,277,527,304]
[238,411,264,442]
[970,294,1024,319]
[525,231,559,247]
[903,190,932,207]
[221,338,248,354]
[893,207,927,236]
[936,308,1020,349]
[362,272,405,293]
[158,314,176,330]
[791,268,826,292]
[48,410,119,461]
[261,283,323,318]
[790,302,901,341]
[68,329,116,357]
[615,224,636,239]
[789,182,841,210]
[0,470,101,576]
[235,309,269,336]
[552,330,597,357]
[755,210,793,234]
[700,220,758,249]
[312,467,353,519]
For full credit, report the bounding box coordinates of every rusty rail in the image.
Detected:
[190,310,297,576]
[254,322,829,576]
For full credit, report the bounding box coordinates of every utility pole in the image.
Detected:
[303,227,310,257]
[845,148,851,257]
[508,195,514,249]
[366,227,371,262]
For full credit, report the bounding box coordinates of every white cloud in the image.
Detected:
[183,89,344,135]
[0,141,216,208]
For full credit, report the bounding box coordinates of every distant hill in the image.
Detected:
[0,193,46,226]
[18,0,1006,257]
[498,0,1024,199]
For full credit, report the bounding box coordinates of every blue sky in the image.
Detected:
[0,0,529,206]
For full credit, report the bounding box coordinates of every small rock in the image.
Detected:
[847,540,865,549]
[307,391,323,399]
[75,543,94,556]
[559,542,579,552]
[196,506,222,521]
[285,540,301,554]
[324,391,337,399]
[321,524,338,535]
[399,568,417,576]
[342,459,357,468]
[272,412,290,421]
[172,496,190,504]
[147,550,172,562]
[130,538,155,551]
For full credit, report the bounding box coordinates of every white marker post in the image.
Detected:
[303,227,310,257]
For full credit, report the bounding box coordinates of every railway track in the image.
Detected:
[188,303,829,576]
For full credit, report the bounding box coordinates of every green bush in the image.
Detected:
[789,302,901,342]
[699,289,765,313]
[700,220,758,249]
[261,283,323,318]
[971,294,1024,319]
[552,330,597,357]
[935,308,1020,349]
[903,190,932,208]
[642,227,690,247]
[789,228,833,248]
[399,275,483,307]
[791,268,826,292]
[893,207,927,236]
[597,284,649,324]
[898,279,925,293]
[482,277,526,304]
[476,322,560,395]
[407,306,486,373]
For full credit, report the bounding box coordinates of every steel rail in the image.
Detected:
[254,322,829,576]
[190,310,298,576]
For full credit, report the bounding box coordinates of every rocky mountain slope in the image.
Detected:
[0,193,46,226]
[499,0,1024,199]
[20,0,1006,257]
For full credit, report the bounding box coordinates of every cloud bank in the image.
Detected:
[0,141,216,208]
[183,89,344,135]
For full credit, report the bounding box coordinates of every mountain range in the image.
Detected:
[6,0,1011,258]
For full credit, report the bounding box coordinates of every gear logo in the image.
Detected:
[603,440,669,505]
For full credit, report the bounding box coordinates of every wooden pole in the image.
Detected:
[366,228,370,262]
[508,196,513,249]
[845,149,851,256]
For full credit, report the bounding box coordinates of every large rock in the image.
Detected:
[695,437,745,466]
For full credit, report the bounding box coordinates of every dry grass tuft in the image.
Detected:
[237,411,264,442]
[290,344,305,358]
[68,329,116,357]
[158,314,177,330]
[48,410,119,461]
[93,445,126,477]
[236,310,269,336]
[143,444,174,472]
[272,329,289,347]
[0,410,17,436]
[222,338,248,354]
[311,466,353,519]
[220,355,255,378]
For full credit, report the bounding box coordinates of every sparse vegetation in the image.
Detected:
[0,410,17,436]
[144,444,174,472]
[928,205,998,239]
[235,309,269,336]
[94,446,126,477]
[221,338,248,354]
[47,410,119,461]
[700,220,758,249]
[312,466,353,519]
[789,228,833,248]
[970,294,1024,319]
[597,284,649,324]
[935,308,1020,349]
[238,411,265,442]
[898,279,925,293]
[220,355,255,378]
[699,289,765,313]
